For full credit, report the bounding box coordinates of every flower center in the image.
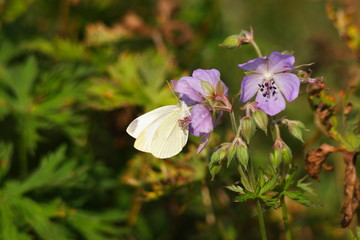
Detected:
[258,80,278,102]
[263,72,273,81]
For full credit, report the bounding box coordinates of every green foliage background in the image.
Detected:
[0,0,359,239]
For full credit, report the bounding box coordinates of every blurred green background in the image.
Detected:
[0,0,359,239]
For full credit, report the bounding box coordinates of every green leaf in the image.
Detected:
[13,197,71,240]
[296,176,316,196]
[11,146,83,195]
[67,210,129,240]
[0,200,23,240]
[225,184,245,194]
[234,191,257,202]
[13,56,38,100]
[284,191,318,207]
[259,175,279,195]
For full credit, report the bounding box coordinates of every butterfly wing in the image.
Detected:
[149,103,190,158]
[128,101,190,158]
[126,105,177,138]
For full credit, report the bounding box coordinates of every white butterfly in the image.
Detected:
[126,101,191,159]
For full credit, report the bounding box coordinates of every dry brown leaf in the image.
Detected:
[305,143,337,181]
[340,151,360,227]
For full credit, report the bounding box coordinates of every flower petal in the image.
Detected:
[240,74,263,102]
[273,73,300,102]
[268,52,295,73]
[192,69,220,86]
[173,77,203,105]
[238,57,268,73]
[193,69,228,97]
[189,104,213,136]
[255,91,286,116]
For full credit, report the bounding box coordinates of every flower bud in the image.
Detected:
[240,117,255,143]
[210,144,228,165]
[209,164,222,181]
[236,145,249,170]
[252,110,268,134]
[218,35,241,49]
[271,138,293,166]
[209,144,228,180]
[218,28,254,49]
[281,144,292,164]
[227,144,237,167]
[270,148,282,169]
[281,119,306,142]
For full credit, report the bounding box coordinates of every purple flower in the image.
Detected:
[173,69,229,152]
[238,51,300,116]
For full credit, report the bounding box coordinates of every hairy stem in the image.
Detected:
[281,196,292,240]
[229,111,238,136]
[248,158,267,240]
[250,40,263,58]
[256,199,268,240]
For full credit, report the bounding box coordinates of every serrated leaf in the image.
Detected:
[14,56,38,99]
[67,210,129,240]
[259,175,279,195]
[284,191,318,207]
[13,197,71,240]
[234,191,257,202]
[11,146,83,195]
[225,184,245,194]
[296,177,316,196]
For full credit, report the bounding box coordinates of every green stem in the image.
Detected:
[248,158,267,240]
[272,122,281,141]
[256,199,268,240]
[281,196,292,240]
[250,40,263,58]
[229,111,238,135]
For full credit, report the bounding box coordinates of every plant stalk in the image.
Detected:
[250,40,263,58]
[256,199,268,240]
[229,111,238,136]
[281,195,292,240]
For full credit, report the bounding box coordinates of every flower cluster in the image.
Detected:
[173,69,230,152]
[171,52,301,153]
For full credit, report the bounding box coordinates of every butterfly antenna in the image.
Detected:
[166,80,179,100]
